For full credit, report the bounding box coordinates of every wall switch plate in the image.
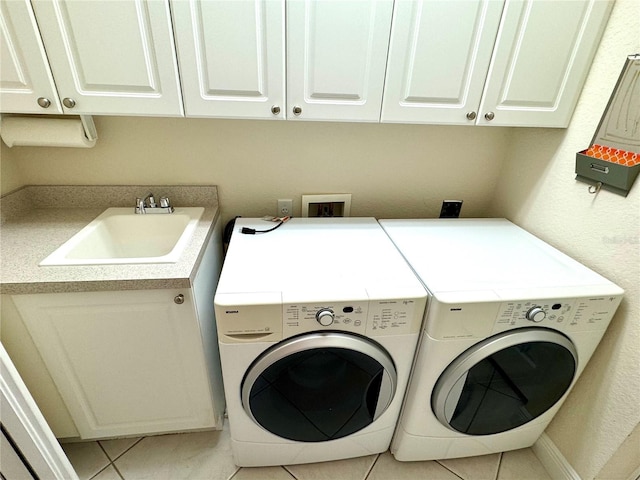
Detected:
[301,194,352,217]
[440,200,463,218]
[277,199,293,217]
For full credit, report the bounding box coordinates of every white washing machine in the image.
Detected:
[214,218,428,467]
[379,218,624,461]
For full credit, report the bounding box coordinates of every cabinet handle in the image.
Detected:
[271,105,281,115]
[484,111,495,121]
[293,106,302,116]
[37,97,51,108]
[466,111,477,120]
[174,294,185,305]
[63,98,76,108]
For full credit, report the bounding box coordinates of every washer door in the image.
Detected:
[432,328,577,435]
[241,332,397,442]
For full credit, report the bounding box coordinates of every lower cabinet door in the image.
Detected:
[14,289,216,439]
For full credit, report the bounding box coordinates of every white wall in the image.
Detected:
[489,0,640,478]
[1,119,511,223]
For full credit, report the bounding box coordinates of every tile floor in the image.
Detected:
[61,424,553,480]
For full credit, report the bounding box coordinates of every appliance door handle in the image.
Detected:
[365,369,395,422]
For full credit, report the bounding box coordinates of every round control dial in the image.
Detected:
[526,306,546,323]
[316,309,335,326]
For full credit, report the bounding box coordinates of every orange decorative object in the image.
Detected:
[584,144,640,166]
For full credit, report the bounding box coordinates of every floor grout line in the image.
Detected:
[112,463,126,480]
[494,452,503,480]
[362,453,381,480]
[226,466,242,480]
[109,437,146,463]
[435,460,466,480]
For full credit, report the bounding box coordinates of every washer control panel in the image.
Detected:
[493,295,623,334]
[283,298,420,337]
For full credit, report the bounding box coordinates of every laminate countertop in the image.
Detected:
[0,185,219,295]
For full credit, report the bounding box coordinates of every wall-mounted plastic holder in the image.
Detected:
[575,54,640,196]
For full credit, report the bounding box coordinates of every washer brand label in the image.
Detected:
[225,310,239,314]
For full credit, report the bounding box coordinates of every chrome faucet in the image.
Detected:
[134,193,174,214]
[145,193,157,208]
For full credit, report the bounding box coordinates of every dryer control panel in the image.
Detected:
[493,295,623,334]
[283,298,420,338]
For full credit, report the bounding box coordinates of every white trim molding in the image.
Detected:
[0,342,78,479]
[532,433,582,480]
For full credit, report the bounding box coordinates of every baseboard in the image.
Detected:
[532,433,582,480]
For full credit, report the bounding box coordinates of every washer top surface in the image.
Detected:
[217,218,427,302]
[379,218,619,296]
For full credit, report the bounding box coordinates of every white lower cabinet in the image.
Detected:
[13,289,218,439]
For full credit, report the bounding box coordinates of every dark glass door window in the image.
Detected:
[441,341,576,435]
[245,347,386,442]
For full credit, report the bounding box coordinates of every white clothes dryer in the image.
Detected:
[214,218,428,467]
[379,219,624,461]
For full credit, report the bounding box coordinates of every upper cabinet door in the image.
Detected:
[381,0,505,125]
[0,0,62,114]
[286,0,393,122]
[30,0,183,116]
[477,0,613,127]
[172,0,285,119]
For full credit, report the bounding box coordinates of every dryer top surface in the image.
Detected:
[216,218,427,302]
[379,218,622,297]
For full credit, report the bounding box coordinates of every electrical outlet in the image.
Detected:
[440,200,463,218]
[277,199,293,217]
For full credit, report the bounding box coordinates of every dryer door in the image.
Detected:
[241,332,397,442]
[432,328,577,435]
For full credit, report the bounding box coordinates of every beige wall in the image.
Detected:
[1,118,512,223]
[1,141,23,194]
[490,1,640,478]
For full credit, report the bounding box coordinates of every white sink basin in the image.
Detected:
[40,207,205,266]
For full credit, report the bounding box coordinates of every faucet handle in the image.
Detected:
[135,197,146,214]
[160,196,171,208]
[145,193,157,208]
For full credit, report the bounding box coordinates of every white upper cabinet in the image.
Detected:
[29,0,183,116]
[381,0,504,125]
[382,0,612,128]
[477,0,613,127]
[172,0,286,119]
[0,0,62,114]
[286,0,394,122]
[0,0,612,125]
